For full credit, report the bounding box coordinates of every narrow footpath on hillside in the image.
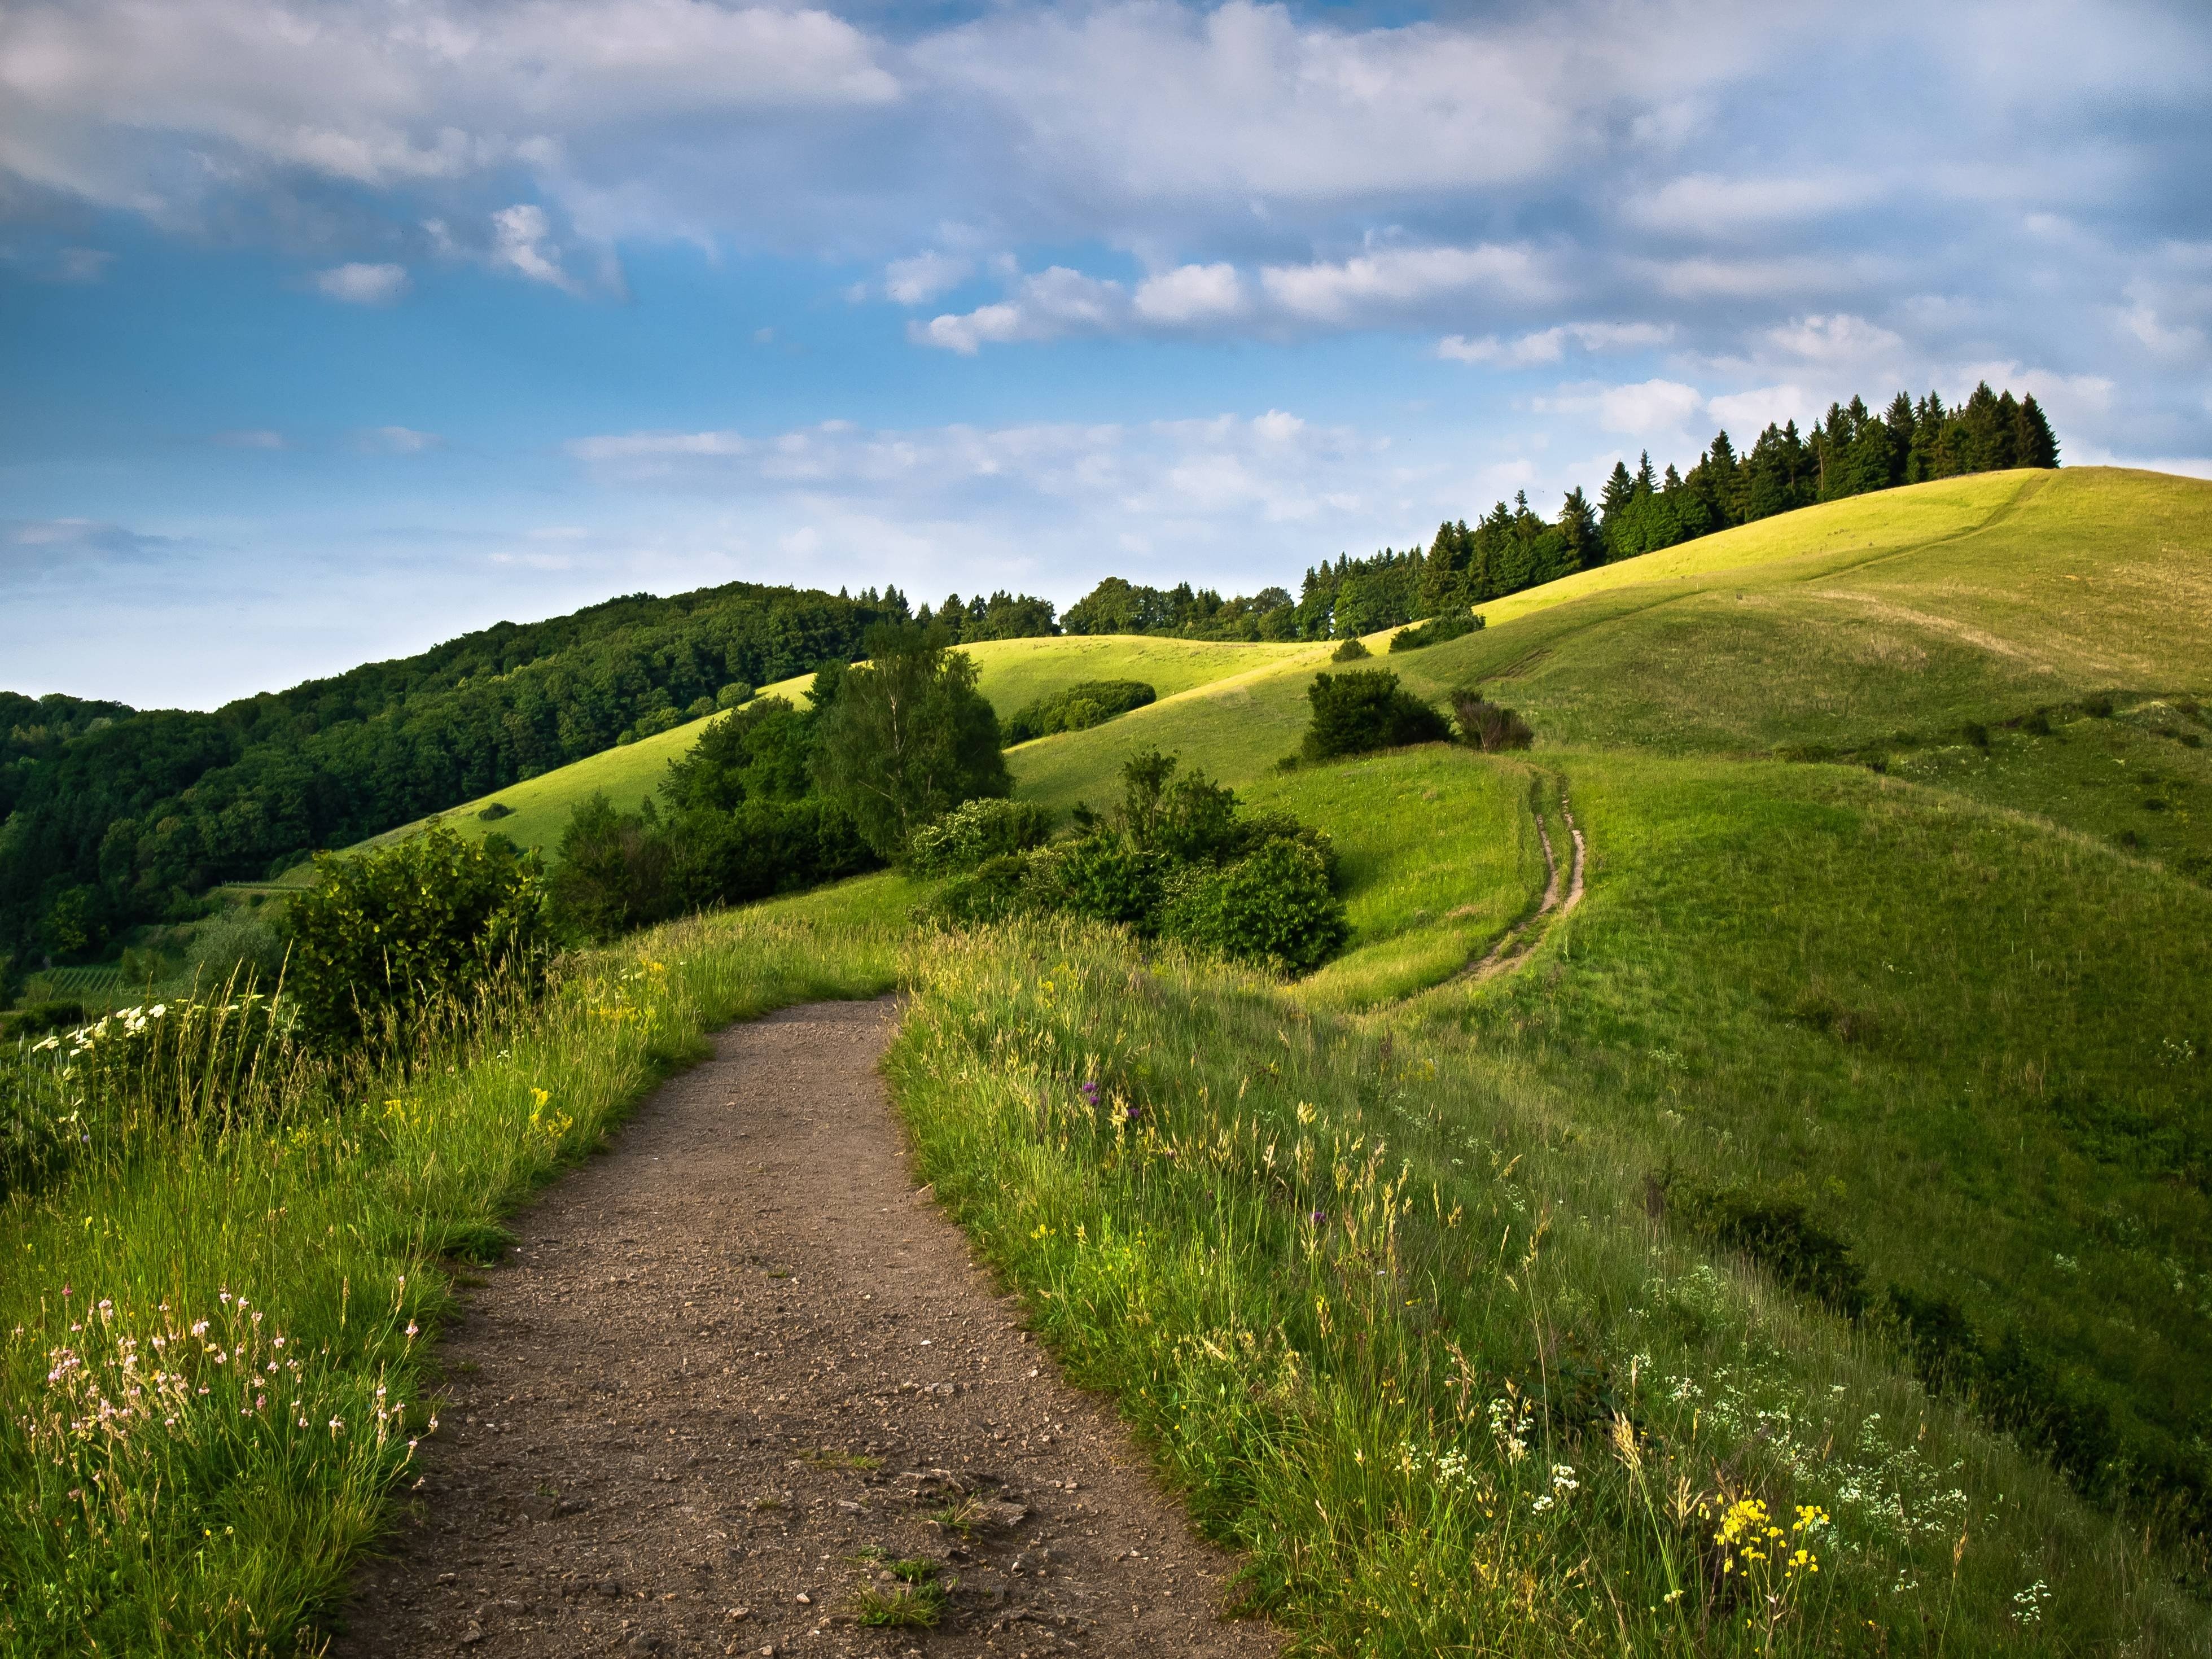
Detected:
[1465,779,1587,983]
[337,1001,1278,1659]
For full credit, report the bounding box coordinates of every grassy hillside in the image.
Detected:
[337,635,1317,868]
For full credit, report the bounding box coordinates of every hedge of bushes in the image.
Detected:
[919,751,1348,973]
[1003,679,1157,743]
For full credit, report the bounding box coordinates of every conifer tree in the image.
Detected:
[2017,395,2060,468]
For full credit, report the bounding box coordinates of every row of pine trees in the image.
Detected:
[1296,380,2056,636]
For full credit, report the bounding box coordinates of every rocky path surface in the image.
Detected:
[338,1000,1276,1659]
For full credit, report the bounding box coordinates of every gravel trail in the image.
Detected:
[338,999,1276,1659]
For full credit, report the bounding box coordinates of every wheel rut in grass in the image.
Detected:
[338,999,1277,1659]
[1465,780,1585,983]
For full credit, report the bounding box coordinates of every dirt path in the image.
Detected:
[337,1000,1277,1659]
[1466,782,1585,982]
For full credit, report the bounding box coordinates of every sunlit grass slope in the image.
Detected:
[347,635,1316,864]
[1009,467,2212,809]
[1243,747,1550,1010]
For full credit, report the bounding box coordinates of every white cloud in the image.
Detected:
[0,0,896,213]
[1764,313,1906,363]
[51,246,112,282]
[4,516,180,572]
[914,265,1127,352]
[490,204,577,292]
[1132,262,1245,325]
[1629,172,1884,233]
[1705,384,1820,433]
[1438,320,1670,367]
[565,412,1376,532]
[910,243,1559,352]
[2120,302,2206,358]
[1597,379,1704,435]
[567,430,750,465]
[1259,244,1553,324]
[313,261,409,305]
[883,251,973,306]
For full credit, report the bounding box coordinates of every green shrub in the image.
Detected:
[0,1000,85,1043]
[548,793,674,942]
[182,904,290,989]
[633,706,681,740]
[549,790,880,942]
[1004,680,1156,743]
[1447,688,1534,752]
[716,681,755,710]
[1388,611,1482,652]
[1300,669,1451,763]
[1029,835,1169,928]
[477,800,514,821]
[926,853,1035,926]
[906,798,1054,874]
[1329,636,1370,662]
[281,826,551,1052]
[1161,837,1348,971]
[926,748,1348,974]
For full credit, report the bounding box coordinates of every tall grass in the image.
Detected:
[0,883,910,1654]
[886,917,2209,1655]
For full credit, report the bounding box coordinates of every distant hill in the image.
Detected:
[0,577,1054,969]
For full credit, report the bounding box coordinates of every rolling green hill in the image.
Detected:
[339,634,1320,866]
[1009,467,2212,876]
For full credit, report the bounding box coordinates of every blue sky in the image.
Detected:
[4,0,2209,708]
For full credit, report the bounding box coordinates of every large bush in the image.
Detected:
[1448,688,1535,752]
[548,790,878,942]
[280,826,551,1052]
[926,747,1348,974]
[906,798,1055,875]
[1161,837,1348,971]
[1004,680,1156,743]
[1388,610,1483,652]
[1300,669,1451,763]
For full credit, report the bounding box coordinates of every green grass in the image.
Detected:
[1238,747,1550,1009]
[1418,750,2212,1529]
[1880,695,2212,881]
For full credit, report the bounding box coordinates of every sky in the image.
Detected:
[3,0,2209,710]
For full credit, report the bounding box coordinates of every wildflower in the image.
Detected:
[404,1322,419,1341]
[1079,1080,1100,1106]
